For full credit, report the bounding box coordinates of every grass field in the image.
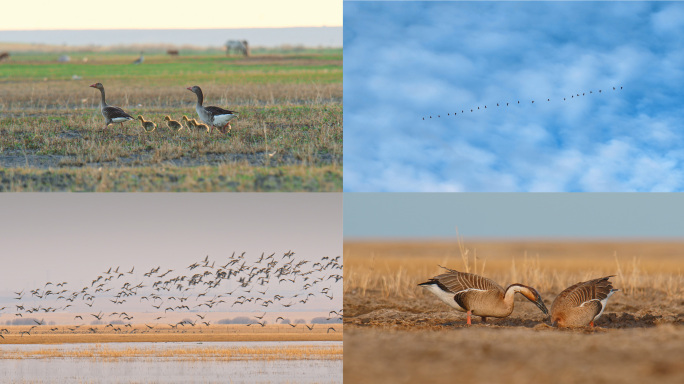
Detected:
[344,240,684,384]
[0,47,342,191]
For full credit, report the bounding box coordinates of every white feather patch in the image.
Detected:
[421,284,466,312]
[111,117,133,123]
[213,113,236,126]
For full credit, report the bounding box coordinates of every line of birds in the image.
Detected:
[420,266,618,328]
[422,86,624,121]
[90,83,237,134]
[0,251,342,339]
[136,115,213,133]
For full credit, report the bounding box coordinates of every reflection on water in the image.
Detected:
[0,341,342,383]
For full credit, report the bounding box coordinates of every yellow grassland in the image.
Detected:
[344,240,684,301]
[0,324,342,345]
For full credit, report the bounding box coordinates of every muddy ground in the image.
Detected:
[344,289,684,384]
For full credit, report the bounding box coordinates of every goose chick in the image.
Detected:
[164,116,183,131]
[193,120,210,133]
[181,115,196,130]
[137,115,157,132]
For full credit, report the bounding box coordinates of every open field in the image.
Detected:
[0,48,342,191]
[0,324,342,345]
[344,240,684,384]
[0,342,342,361]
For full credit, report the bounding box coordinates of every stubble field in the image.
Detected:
[0,46,342,191]
[344,240,684,384]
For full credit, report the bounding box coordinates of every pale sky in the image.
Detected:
[2,0,342,30]
[0,194,342,315]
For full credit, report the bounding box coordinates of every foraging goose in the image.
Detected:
[419,267,548,325]
[89,83,134,130]
[164,116,183,131]
[186,85,237,133]
[137,115,156,132]
[550,276,618,328]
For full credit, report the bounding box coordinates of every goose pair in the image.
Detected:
[420,268,617,328]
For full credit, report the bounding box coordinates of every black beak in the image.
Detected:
[534,296,549,315]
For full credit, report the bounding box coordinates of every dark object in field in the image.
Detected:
[419,266,548,325]
[133,52,144,65]
[225,40,249,57]
[0,52,9,62]
[89,83,134,131]
[186,85,238,134]
[166,49,179,56]
[550,276,618,328]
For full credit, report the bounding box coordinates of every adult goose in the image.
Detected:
[419,267,548,325]
[550,276,618,328]
[89,83,134,131]
[186,85,237,133]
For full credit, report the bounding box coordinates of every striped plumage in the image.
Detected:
[550,276,618,328]
[419,267,548,324]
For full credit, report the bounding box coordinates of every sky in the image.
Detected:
[345,193,684,239]
[344,1,684,192]
[2,0,342,30]
[0,194,341,315]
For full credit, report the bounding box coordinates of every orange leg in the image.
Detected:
[466,311,472,325]
[590,321,594,327]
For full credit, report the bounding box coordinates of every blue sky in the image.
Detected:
[344,1,684,191]
[344,193,684,239]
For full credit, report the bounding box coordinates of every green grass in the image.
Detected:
[0,49,342,191]
[0,51,342,84]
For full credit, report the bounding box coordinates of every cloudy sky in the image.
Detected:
[0,194,341,314]
[345,193,684,239]
[344,1,684,192]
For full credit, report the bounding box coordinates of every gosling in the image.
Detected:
[137,115,156,132]
[164,116,183,131]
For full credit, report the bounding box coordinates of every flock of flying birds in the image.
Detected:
[0,251,342,339]
[422,86,624,121]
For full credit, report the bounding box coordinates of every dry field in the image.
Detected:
[0,48,342,191]
[0,343,342,361]
[0,324,342,345]
[344,240,684,384]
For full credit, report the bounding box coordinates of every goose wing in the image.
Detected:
[427,267,504,294]
[205,106,238,116]
[554,276,614,308]
[103,106,133,120]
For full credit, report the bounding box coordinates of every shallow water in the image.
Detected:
[0,341,342,383]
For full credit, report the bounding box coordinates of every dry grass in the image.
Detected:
[344,240,684,303]
[343,240,684,384]
[0,344,342,361]
[0,324,343,345]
